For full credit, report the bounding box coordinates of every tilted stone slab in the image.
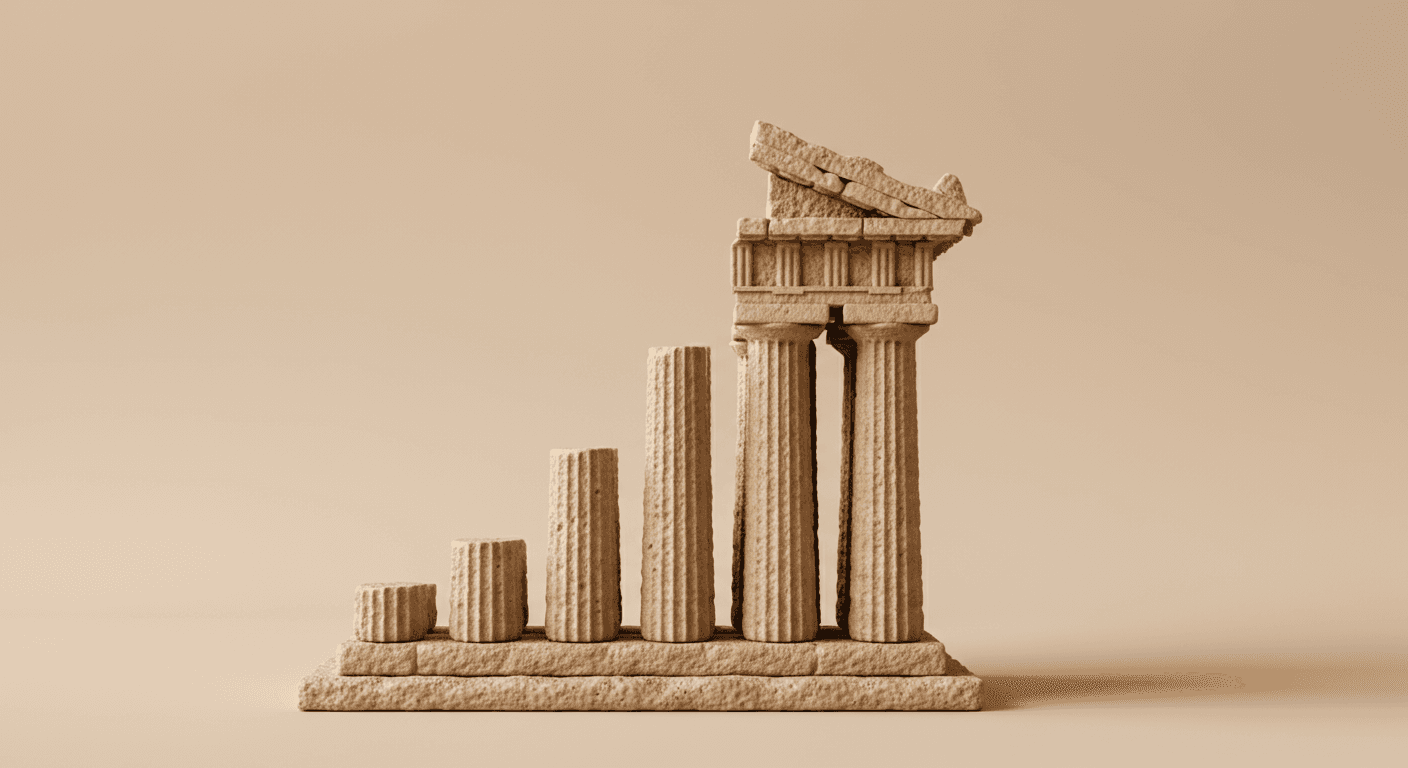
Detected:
[337,625,947,677]
[752,121,982,224]
[300,657,980,711]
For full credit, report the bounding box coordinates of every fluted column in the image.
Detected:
[449,538,527,642]
[735,322,823,642]
[546,448,621,642]
[354,582,436,642]
[847,322,927,642]
[641,346,714,642]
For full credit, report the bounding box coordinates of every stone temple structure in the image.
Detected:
[299,122,984,711]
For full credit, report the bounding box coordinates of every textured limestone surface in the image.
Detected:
[768,217,864,240]
[546,447,622,642]
[735,323,823,643]
[449,538,527,643]
[337,626,949,677]
[301,656,980,711]
[641,347,714,643]
[840,181,937,219]
[847,323,928,642]
[736,217,769,241]
[862,218,966,240]
[734,303,830,326]
[353,582,436,643]
[767,175,872,219]
[842,304,939,325]
[751,121,982,224]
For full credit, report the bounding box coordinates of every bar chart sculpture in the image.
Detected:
[299,122,985,711]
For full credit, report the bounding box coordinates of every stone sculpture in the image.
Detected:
[300,122,984,710]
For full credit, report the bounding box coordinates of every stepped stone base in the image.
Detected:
[302,625,981,711]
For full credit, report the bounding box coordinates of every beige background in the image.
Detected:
[2,1,1404,765]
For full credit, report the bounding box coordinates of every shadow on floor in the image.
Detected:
[977,651,1408,710]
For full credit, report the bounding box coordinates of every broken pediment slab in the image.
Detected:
[750,121,982,225]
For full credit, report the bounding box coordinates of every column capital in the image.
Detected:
[733,322,825,344]
[843,322,929,343]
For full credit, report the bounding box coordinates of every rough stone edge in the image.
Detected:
[299,657,981,711]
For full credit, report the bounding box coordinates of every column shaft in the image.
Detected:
[730,341,747,631]
[546,448,621,642]
[848,322,927,642]
[737,322,822,642]
[450,538,527,642]
[641,346,714,642]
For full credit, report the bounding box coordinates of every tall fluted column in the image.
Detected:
[736,322,823,642]
[641,346,714,642]
[546,448,621,642]
[847,322,927,642]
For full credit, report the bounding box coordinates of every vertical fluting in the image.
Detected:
[354,582,435,642]
[847,322,928,642]
[730,340,748,631]
[546,448,621,642]
[826,324,859,634]
[737,322,822,642]
[641,346,714,642]
[871,241,896,286]
[823,241,848,286]
[449,538,527,642]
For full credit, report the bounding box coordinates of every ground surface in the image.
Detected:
[8,615,1404,767]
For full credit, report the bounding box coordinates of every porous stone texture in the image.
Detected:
[546,448,622,643]
[841,182,937,219]
[935,172,966,203]
[751,121,982,224]
[641,346,714,643]
[842,303,939,325]
[735,322,823,642]
[847,323,928,642]
[767,175,872,219]
[862,218,966,239]
[734,303,831,326]
[335,625,948,677]
[353,582,436,643]
[730,341,747,631]
[768,217,864,241]
[736,217,769,241]
[300,656,980,711]
[449,538,527,643]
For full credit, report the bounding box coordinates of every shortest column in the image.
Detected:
[449,538,528,642]
[354,582,436,642]
[547,448,622,642]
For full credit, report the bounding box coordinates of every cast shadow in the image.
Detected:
[978,650,1408,711]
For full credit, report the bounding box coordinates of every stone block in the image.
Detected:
[748,142,825,188]
[737,218,769,241]
[300,656,982,711]
[768,217,864,241]
[862,218,966,240]
[840,182,937,219]
[842,304,939,325]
